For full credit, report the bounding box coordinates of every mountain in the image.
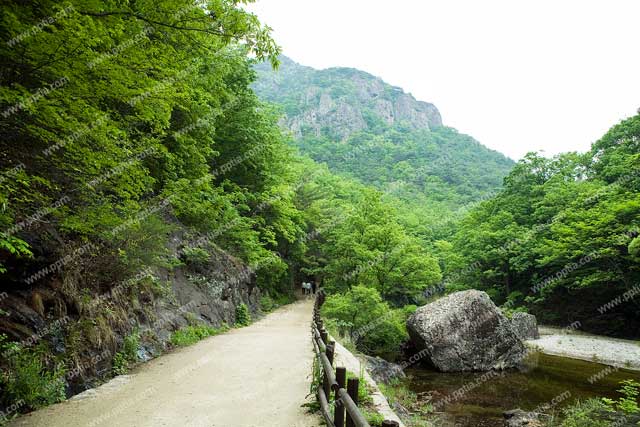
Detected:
[253,56,442,139]
[253,56,514,207]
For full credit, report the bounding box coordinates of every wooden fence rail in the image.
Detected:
[311,290,399,427]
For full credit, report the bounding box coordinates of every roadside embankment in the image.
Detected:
[330,339,407,427]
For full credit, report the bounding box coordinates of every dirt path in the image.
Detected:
[11,300,321,427]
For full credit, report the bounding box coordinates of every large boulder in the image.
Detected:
[406,290,526,372]
[510,312,540,340]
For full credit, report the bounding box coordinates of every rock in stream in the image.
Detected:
[406,290,526,372]
[510,312,540,340]
[363,355,406,384]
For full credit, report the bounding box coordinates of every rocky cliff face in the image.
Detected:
[254,56,442,140]
[0,224,260,397]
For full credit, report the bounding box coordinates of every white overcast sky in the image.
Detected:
[248,0,640,160]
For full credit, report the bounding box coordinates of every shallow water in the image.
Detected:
[404,352,640,427]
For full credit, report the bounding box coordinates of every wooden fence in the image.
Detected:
[312,290,399,427]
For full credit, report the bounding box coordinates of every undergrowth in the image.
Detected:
[0,334,66,413]
[602,379,640,414]
[551,380,640,427]
[112,332,140,375]
[379,379,434,426]
[235,303,251,327]
[306,345,388,427]
[260,293,295,313]
[170,324,229,347]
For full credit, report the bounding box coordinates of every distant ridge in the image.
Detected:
[253,56,514,206]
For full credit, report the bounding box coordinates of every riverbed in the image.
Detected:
[404,352,640,427]
[531,327,640,370]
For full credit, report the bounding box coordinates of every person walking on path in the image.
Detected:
[305,282,313,298]
[301,281,311,297]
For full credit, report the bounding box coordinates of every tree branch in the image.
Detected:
[78,10,235,38]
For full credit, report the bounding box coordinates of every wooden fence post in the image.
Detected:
[323,342,335,400]
[334,366,346,427]
[320,329,328,345]
[326,341,335,364]
[346,377,359,427]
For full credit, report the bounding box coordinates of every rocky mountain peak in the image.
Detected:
[254,56,442,140]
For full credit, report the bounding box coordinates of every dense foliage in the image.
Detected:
[447,114,640,337]
[321,285,413,358]
[0,0,302,412]
[0,0,292,290]
[553,380,640,427]
[293,167,442,302]
[294,125,513,206]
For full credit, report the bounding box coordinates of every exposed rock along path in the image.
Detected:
[11,299,321,427]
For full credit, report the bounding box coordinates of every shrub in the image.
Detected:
[559,399,612,427]
[235,303,251,327]
[628,237,640,258]
[502,305,529,319]
[603,379,640,415]
[111,332,141,375]
[322,286,408,359]
[260,295,275,312]
[339,369,374,404]
[170,324,227,347]
[556,381,640,427]
[122,332,140,362]
[362,409,384,426]
[112,352,128,375]
[344,370,385,426]
[274,293,295,307]
[0,334,66,411]
[379,379,433,419]
[182,247,210,266]
[260,293,295,312]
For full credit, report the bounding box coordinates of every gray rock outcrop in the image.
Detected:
[406,290,526,372]
[253,56,442,141]
[510,312,540,340]
[503,409,547,426]
[363,355,406,384]
[0,230,260,397]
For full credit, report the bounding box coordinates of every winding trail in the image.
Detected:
[11,299,321,427]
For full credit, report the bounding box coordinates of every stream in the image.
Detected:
[404,352,640,426]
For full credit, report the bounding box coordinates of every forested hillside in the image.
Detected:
[254,54,640,340]
[0,0,299,411]
[253,56,515,207]
[1,1,638,424]
[446,115,640,337]
[0,0,445,414]
[311,113,640,373]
